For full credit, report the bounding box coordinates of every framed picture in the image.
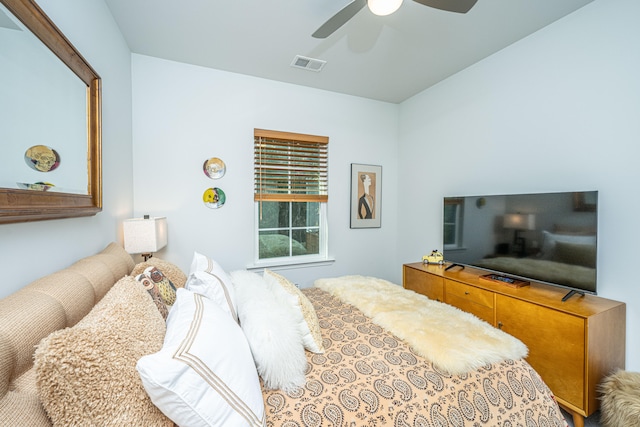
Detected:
[350,164,382,228]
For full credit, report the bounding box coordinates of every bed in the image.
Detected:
[262,281,568,427]
[0,243,569,427]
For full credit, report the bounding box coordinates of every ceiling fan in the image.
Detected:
[312,0,478,38]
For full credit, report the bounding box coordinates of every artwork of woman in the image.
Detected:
[358,173,375,219]
[351,164,381,228]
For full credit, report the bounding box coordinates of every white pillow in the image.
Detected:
[136,288,265,427]
[539,231,596,260]
[187,251,238,322]
[263,269,324,354]
[230,270,307,393]
[185,271,238,322]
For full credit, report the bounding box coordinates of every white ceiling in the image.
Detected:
[104,0,593,104]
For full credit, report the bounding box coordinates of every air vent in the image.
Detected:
[290,55,326,72]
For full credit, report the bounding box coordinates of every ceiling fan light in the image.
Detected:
[368,0,403,16]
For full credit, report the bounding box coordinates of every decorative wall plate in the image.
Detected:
[203,187,226,209]
[24,145,60,172]
[17,182,55,191]
[203,157,226,179]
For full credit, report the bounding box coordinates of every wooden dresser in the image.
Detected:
[403,262,626,427]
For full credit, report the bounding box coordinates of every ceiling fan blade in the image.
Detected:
[412,0,478,13]
[312,0,367,38]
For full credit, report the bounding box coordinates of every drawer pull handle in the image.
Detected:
[464,291,470,295]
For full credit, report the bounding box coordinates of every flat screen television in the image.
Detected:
[442,191,598,301]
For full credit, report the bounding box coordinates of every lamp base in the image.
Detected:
[141,253,153,262]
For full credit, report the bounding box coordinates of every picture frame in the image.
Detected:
[350,163,382,228]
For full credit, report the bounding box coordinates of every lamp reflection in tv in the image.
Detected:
[503,213,536,257]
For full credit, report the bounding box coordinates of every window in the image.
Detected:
[254,129,328,263]
[443,198,463,249]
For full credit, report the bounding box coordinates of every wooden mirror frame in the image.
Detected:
[0,0,102,224]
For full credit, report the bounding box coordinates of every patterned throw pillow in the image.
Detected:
[143,266,177,306]
[135,273,169,320]
[131,258,187,288]
[263,269,324,354]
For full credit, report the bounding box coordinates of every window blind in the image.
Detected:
[254,129,328,203]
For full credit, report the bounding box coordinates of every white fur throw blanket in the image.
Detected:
[314,275,527,375]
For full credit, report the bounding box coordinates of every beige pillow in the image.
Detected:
[263,269,324,353]
[131,257,187,288]
[35,276,172,427]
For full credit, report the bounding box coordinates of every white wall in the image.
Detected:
[397,0,640,370]
[0,0,134,299]
[131,54,399,288]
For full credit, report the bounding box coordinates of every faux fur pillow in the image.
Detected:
[34,276,172,427]
[231,270,307,392]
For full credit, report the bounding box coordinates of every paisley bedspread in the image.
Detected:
[262,287,568,427]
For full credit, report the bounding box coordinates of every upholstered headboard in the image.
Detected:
[0,243,134,426]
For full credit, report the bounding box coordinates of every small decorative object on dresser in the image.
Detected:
[422,249,444,265]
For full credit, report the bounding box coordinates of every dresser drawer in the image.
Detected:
[446,294,494,324]
[403,265,444,302]
[445,280,494,309]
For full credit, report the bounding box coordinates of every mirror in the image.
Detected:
[0,0,101,224]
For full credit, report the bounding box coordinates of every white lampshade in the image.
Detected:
[503,213,536,231]
[123,216,167,255]
[368,0,403,16]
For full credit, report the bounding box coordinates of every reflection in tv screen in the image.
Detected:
[443,191,597,297]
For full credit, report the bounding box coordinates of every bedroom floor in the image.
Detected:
[562,409,602,427]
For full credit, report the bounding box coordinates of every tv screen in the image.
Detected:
[443,191,597,298]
